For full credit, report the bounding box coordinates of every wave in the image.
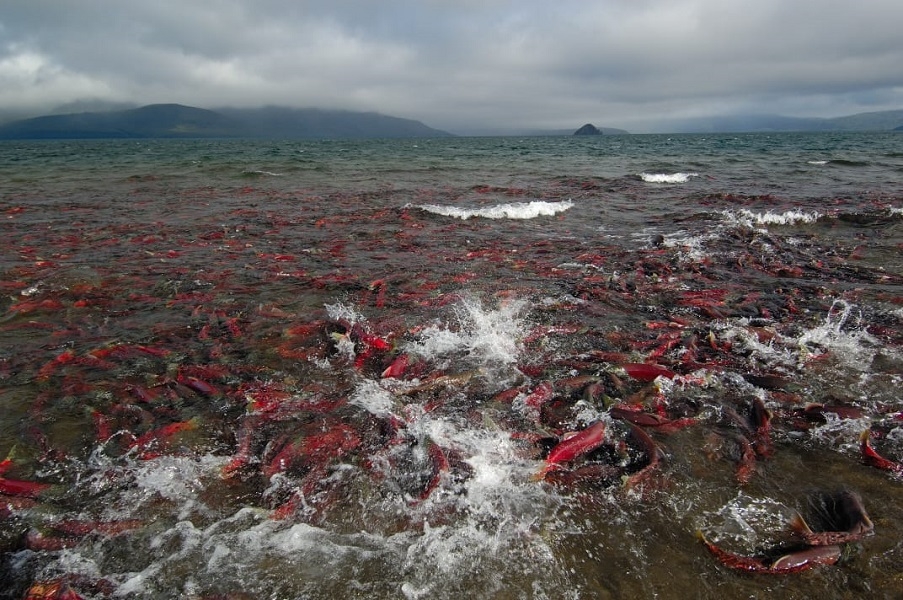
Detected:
[722,208,823,227]
[806,159,869,168]
[241,169,284,177]
[413,200,573,220]
[826,159,869,167]
[639,172,698,184]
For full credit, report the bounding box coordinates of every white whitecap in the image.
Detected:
[639,172,698,184]
[414,200,573,220]
[722,208,822,228]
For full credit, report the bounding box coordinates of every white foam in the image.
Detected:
[698,492,795,550]
[723,208,822,228]
[798,299,881,370]
[717,300,891,376]
[394,416,565,595]
[660,230,712,262]
[639,172,698,184]
[807,160,828,166]
[806,413,872,453]
[716,321,796,365]
[131,456,223,502]
[404,295,527,370]
[414,200,573,220]
[325,301,365,324]
[350,379,399,419]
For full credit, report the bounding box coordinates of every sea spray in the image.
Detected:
[404,294,528,376]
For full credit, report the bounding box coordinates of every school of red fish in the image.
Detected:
[1,181,902,597]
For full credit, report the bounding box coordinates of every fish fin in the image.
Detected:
[789,512,814,537]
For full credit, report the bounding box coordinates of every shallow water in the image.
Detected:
[1,133,902,598]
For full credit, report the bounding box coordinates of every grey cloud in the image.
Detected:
[1,0,902,132]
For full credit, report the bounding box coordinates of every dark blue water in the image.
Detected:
[1,133,902,598]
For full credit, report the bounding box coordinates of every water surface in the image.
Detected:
[1,133,902,598]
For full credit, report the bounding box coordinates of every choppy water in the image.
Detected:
[1,133,902,598]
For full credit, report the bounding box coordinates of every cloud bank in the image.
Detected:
[2,1,902,132]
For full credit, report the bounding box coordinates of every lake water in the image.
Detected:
[1,133,902,598]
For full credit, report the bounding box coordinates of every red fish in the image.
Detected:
[263,424,360,478]
[0,477,51,498]
[749,397,773,458]
[176,374,219,397]
[535,420,606,480]
[734,435,758,485]
[859,430,902,475]
[36,350,77,381]
[620,363,676,382]
[128,418,200,459]
[415,441,450,504]
[609,405,697,433]
[523,381,555,411]
[622,422,664,491]
[381,353,410,379]
[698,532,842,574]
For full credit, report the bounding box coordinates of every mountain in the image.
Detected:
[573,123,603,135]
[826,109,903,131]
[0,104,452,140]
[657,109,903,133]
[216,106,451,139]
[0,104,237,139]
[511,126,629,136]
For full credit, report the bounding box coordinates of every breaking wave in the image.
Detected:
[721,208,823,227]
[639,172,699,183]
[413,200,573,220]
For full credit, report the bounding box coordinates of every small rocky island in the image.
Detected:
[573,123,603,135]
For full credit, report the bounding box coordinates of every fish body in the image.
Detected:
[860,430,902,474]
[620,363,676,382]
[381,353,410,379]
[749,397,773,457]
[698,532,841,574]
[0,477,51,498]
[535,420,606,480]
[769,545,843,572]
[129,418,200,459]
[622,422,663,490]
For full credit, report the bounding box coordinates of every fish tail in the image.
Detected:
[531,462,559,482]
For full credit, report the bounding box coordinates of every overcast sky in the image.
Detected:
[2,1,902,133]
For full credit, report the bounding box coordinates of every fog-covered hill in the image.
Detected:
[0,104,452,139]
